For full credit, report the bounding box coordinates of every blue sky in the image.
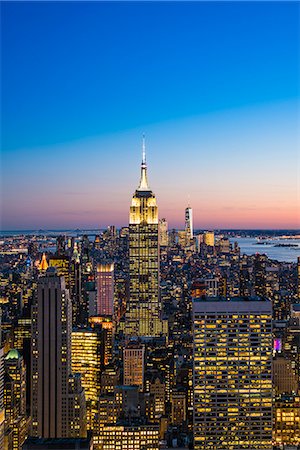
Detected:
[1,1,299,229]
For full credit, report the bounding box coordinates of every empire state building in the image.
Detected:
[125,139,165,338]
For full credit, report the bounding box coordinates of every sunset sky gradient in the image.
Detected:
[1,2,299,230]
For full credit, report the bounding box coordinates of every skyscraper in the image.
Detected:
[203,231,215,247]
[123,342,145,390]
[297,256,300,300]
[185,206,193,240]
[254,253,267,298]
[125,139,164,338]
[4,349,28,449]
[0,309,5,449]
[31,268,86,438]
[158,218,168,247]
[96,263,114,316]
[193,297,272,449]
[71,328,103,429]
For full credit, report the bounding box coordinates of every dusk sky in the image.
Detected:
[1,1,299,230]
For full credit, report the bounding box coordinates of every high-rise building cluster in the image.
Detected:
[0,141,299,449]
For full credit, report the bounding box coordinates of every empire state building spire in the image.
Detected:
[126,139,166,338]
[138,135,149,191]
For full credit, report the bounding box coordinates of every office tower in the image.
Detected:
[0,307,4,449]
[98,393,117,428]
[69,249,82,325]
[216,237,231,253]
[158,218,168,247]
[0,349,4,449]
[169,229,177,247]
[96,423,159,450]
[283,305,300,388]
[13,317,31,411]
[273,357,298,394]
[123,343,145,390]
[81,235,90,263]
[49,254,82,325]
[239,258,253,297]
[4,349,28,449]
[100,365,120,395]
[203,278,219,297]
[68,374,86,438]
[254,253,267,298]
[31,268,85,438]
[126,139,164,338]
[297,256,300,300]
[203,231,214,247]
[71,328,102,430]
[171,391,186,425]
[89,315,113,366]
[96,263,114,316]
[185,206,193,239]
[274,394,300,446]
[178,230,188,248]
[56,235,66,256]
[4,349,26,418]
[148,376,165,418]
[115,385,140,417]
[48,255,70,287]
[193,297,272,450]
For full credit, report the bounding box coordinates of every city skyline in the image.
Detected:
[1,2,299,230]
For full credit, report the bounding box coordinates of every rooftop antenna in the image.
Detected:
[188,194,191,208]
[142,134,146,165]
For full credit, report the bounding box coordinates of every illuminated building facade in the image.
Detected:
[178,230,188,248]
[193,297,272,450]
[100,365,120,395]
[38,253,48,272]
[185,206,193,240]
[254,254,267,298]
[274,394,300,445]
[96,263,114,316]
[158,218,168,247]
[89,315,113,366]
[94,423,159,450]
[48,256,70,288]
[31,268,86,438]
[4,350,27,424]
[204,278,219,297]
[203,231,214,247]
[123,343,145,390]
[149,376,165,418]
[126,140,164,338]
[71,328,102,429]
[273,357,298,394]
[0,345,5,449]
[68,373,86,438]
[4,351,28,450]
[298,256,300,300]
[171,391,186,425]
[13,318,31,351]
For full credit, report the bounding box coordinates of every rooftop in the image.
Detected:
[193,295,269,302]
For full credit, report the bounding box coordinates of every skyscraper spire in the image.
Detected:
[138,135,149,190]
[142,134,146,165]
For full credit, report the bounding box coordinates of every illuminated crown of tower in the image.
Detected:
[39,253,48,271]
[137,135,150,191]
